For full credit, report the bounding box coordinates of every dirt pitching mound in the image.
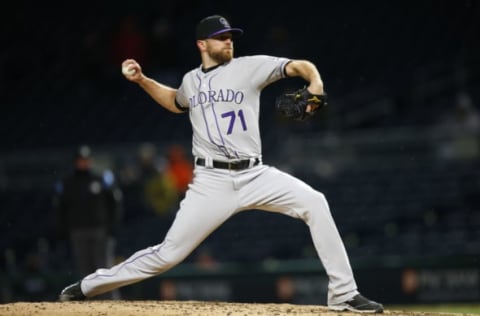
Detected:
[0,300,471,316]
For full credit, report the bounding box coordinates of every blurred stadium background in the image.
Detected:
[1,0,480,309]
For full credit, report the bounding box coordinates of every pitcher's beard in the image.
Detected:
[209,49,233,64]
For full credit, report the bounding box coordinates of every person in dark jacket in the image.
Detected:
[53,145,123,299]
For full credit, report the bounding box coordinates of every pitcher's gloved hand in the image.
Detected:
[275,87,328,121]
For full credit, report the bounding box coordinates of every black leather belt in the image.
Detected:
[196,158,260,170]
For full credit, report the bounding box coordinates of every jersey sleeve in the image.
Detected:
[245,55,291,90]
[174,75,190,112]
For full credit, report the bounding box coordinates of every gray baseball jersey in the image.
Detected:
[176,55,288,161]
[79,55,359,305]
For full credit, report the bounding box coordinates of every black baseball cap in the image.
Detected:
[196,15,243,40]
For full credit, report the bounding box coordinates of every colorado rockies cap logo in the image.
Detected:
[219,17,230,28]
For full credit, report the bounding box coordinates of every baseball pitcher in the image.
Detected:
[59,15,383,313]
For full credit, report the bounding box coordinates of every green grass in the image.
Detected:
[386,304,480,315]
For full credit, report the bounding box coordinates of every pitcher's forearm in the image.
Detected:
[137,76,181,113]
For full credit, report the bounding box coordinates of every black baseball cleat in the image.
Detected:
[329,294,384,313]
[59,281,86,301]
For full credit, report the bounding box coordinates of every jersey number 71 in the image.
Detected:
[221,109,247,134]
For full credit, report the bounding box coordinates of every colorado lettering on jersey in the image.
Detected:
[189,89,244,108]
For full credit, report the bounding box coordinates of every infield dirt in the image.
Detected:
[0,300,476,316]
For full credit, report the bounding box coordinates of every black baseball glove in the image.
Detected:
[275,87,328,121]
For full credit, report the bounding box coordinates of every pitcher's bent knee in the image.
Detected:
[302,190,328,208]
[295,190,332,220]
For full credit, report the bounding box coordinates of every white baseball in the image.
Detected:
[122,65,136,76]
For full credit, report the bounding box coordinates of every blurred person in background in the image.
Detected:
[436,91,480,161]
[53,145,123,299]
[111,15,149,69]
[165,144,193,201]
[120,142,178,218]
